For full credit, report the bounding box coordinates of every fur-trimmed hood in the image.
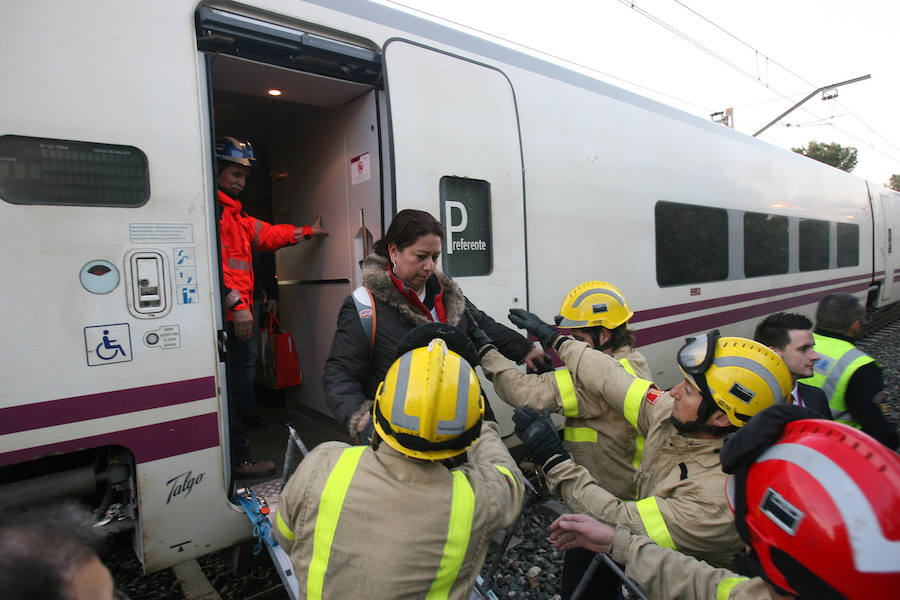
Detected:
[361,254,465,326]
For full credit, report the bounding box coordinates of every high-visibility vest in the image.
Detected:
[298,446,476,600]
[799,333,875,428]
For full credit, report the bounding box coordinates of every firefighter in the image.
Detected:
[215,136,328,478]
[274,338,524,599]
[549,405,900,599]
[474,281,650,599]
[799,293,898,449]
[508,308,791,571]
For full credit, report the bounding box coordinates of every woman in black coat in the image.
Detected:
[323,209,545,441]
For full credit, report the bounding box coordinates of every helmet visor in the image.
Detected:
[677,330,720,375]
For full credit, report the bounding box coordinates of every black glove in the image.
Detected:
[508,308,558,347]
[465,305,494,352]
[720,404,822,474]
[513,406,570,470]
[395,322,479,368]
[359,418,375,445]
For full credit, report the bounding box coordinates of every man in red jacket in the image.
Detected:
[216,136,327,478]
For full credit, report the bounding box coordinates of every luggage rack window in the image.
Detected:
[0,135,149,207]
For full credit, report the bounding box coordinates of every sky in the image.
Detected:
[381,0,900,186]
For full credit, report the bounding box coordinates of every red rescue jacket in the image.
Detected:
[218,189,295,320]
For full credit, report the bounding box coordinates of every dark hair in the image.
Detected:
[754,312,813,349]
[0,502,105,600]
[373,209,444,258]
[815,293,864,334]
[607,323,636,350]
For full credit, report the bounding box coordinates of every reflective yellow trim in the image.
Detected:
[624,378,653,430]
[564,426,598,442]
[716,577,748,600]
[426,470,475,600]
[555,368,579,418]
[494,464,518,490]
[632,435,645,469]
[307,445,366,600]
[276,508,295,542]
[635,496,676,549]
[619,358,636,376]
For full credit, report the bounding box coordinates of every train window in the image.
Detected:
[655,201,728,286]
[836,222,860,267]
[0,135,149,207]
[798,218,830,271]
[744,212,788,277]
[439,176,493,277]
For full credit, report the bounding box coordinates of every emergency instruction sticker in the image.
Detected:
[351,152,370,185]
[144,325,181,349]
[130,223,193,244]
[85,323,132,366]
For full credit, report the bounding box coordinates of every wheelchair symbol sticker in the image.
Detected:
[85,323,133,366]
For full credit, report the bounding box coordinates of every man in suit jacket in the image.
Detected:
[754,312,832,418]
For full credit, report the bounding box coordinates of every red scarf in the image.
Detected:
[387,264,447,322]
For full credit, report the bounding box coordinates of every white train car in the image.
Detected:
[2,0,899,572]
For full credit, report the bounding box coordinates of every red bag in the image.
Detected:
[257,314,302,389]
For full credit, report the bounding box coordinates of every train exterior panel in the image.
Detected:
[2,0,898,571]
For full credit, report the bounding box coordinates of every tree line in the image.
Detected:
[791,140,899,191]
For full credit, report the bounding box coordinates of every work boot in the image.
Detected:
[234,458,276,479]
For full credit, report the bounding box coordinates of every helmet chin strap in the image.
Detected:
[672,372,736,436]
[669,414,732,436]
[587,327,612,352]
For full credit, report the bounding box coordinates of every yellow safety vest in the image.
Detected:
[800,333,875,427]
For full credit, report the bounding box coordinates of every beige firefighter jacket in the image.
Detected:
[609,526,770,599]
[480,345,651,500]
[544,338,743,569]
[274,421,524,600]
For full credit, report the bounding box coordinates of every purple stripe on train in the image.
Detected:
[0,413,220,467]
[633,281,868,346]
[0,376,216,435]
[631,273,870,323]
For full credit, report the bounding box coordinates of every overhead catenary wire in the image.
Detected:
[622,0,900,167]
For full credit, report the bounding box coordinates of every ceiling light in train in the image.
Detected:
[268,89,282,96]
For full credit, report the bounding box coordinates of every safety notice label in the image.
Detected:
[351,153,370,185]
[130,223,194,244]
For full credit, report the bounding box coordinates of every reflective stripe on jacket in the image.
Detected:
[218,189,295,318]
[274,421,524,599]
[609,525,765,599]
[481,346,651,501]
[545,338,743,569]
[800,332,875,427]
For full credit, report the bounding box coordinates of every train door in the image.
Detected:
[880,191,898,303]
[382,40,528,435]
[197,7,384,418]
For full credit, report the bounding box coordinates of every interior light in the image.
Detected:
[267,89,282,96]
[770,203,788,209]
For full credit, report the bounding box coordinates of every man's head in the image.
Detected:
[754,313,819,381]
[555,281,635,353]
[215,136,256,198]
[373,338,484,460]
[671,331,791,436]
[0,502,117,600]
[815,293,865,339]
[722,410,900,599]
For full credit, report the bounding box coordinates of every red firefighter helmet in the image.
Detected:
[727,419,900,598]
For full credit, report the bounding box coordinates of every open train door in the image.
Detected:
[383,39,529,435]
